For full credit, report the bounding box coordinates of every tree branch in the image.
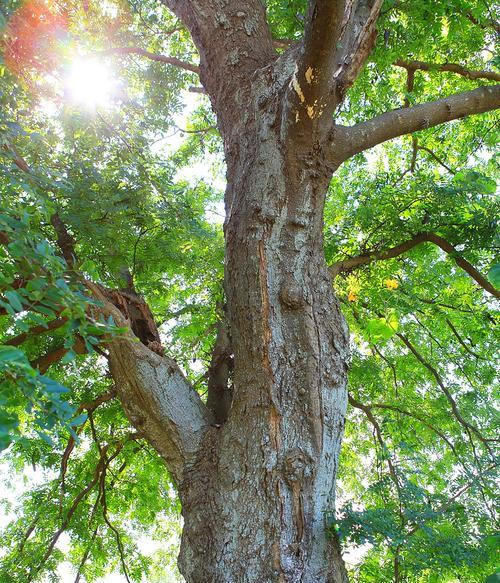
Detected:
[74,525,99,583]
[330,231,499,299]
[95,47,200,74]
[349,395,403,495]
[59,388,117,501]
[290,0,347,122]
[367,402,460,459]
[415,144,455,173]
[99,452,132,583]
[336,0,385,93]
[87,282,213,483]
[424,233,499,299]
[50,214,77,268]
[396,332,493,456]
[332,85,500,162]
[31,336,87,374]
[108,333,213,483]
[445,318,484,360]
[465,11,500,34]
[289,0,385,125]
[29,445,111,582]
[273,38,296,50]
[31,346,69,374]
[406,463,497,536]
[395,60,500,82]
[5,317,67,347]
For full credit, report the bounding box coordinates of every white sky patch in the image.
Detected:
[205,199,225,224]
[38,98,60,118]
[100,1,119,18]
[150,91,201,157]
[149,90,227,224]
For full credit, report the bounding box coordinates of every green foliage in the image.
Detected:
[0,192,104,450]
[327,159,498,581]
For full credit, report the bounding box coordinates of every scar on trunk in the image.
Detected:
[305,66,315,84]
[258,239,281,450]
[258,239,272,378]
[292,72,305,103]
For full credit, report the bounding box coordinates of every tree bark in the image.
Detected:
[175,66,350,582]
[101,2,500,581]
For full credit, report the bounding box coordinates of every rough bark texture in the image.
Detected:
[98,1,500,581]
[175,63,350,581]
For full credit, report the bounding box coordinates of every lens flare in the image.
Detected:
[64,59,118,109]
[2,1,68,75]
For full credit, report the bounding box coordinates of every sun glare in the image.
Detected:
[65,59,118,109]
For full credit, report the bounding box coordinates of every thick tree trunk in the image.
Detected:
[139,3,500,579]
[176,84,350,582]
[88,0,500,579]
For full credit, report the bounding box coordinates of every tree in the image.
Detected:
[0,1,498,582]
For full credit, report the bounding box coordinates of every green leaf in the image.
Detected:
[487,264,500,289]
[366,315,398,343]
[0,345,28,365]
[69,413,88,427]
[39,376,70,395]
[4,290,24,312]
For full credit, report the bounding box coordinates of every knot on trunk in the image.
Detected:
[279,281,305,309]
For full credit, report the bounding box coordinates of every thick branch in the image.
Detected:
[290,0,346,121]
[88,283,213,482]
[31,346,69,374]
[50,214,77,268]
[289,0,385,125]
[31,336,86,374]
[96,47,200,74]
[336,0,385,92]
[5,317,67,347]
[94,288,212,480]
[395,60,500,82]
[108,333,213,483]
[332,85,500,162]
[330,231,499,299]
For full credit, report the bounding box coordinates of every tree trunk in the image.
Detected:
[176,83,350,582]
[132,2,500,578]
